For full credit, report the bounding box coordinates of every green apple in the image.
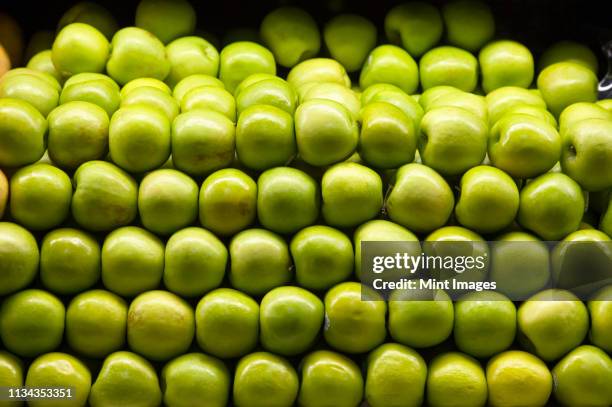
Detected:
[588,285,612,352]
[419,46,479,92]
[384,2,442,57]
[10,163,71,230]
[361,83,424,132]
[135,0,195,44]
[388,289,454,348]
[442,0,495,52]
[427,352,487,407]
[490,232,550,299]
[298,350,363,407]
[359,102,417,169]
[229,229,291,296]
[173,73,224,105]
[180,85,236,121]
[0,170,7,218]
[164,227,227,298]
[127,290,194,361]
[539,40,598,73]
[59,72,121,116]
[552,345,612,407]
[559,102,612,135]
[40,228,100,295]
[101,226,165,297]
[485,85,546,124]
[424,90,487,122]
[290,225,353,291]
[47,101,109,169]
[537,62,598,117]
[324,14,376,72]
[499,104,557,127]
[120,86,179,120]
[121,77,171,98]
[106,27,170,85]
[455,165,519,233]
[162,353,230,407]
[419,106,488,175]
[260,286,323,356]
[354,220,420,278]
[165,36,219,87]
[302,82,360,119]
[550,229,611,294]
[454,291,516,358]
[561,118,612,191]
[365,343,427,407]
[26,353,91,407]
[479,40,534,93]
[89,351,161,407]
[360,45,419,94]
[236,105,296,170]
[27,50,63,82]
[321,162,382,228]
[0,289,64,357]
[260,7,320,68]
[195,288,259,358]
[0,222,39,296]
[234,72,277,97]
[52,22,109,76]
[66,289,127,358]
[138,169,198,235]
[418,85,462,110]
[257,167,319,234]
[518,173,584,240]
[0,70,60,117]
[324,282,386,353]
[597,98,612,112]
[0,351,23,406]
[386,163,454,233]
[57,2,118,39]
[219,41,276,93]
[489,113,561,179]
[287,58,351,89]
[295,99,358,166]
[486,351,552,407]
[199,169,257,236]
[236,77,297,115]
[71,160,138,231]
[172,109,235,176]
[233,352,298,407]
[518,289,589,361]
[109,105,171,172]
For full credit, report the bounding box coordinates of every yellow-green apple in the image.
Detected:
[485,85,546,124]
[219,41,276,93]
[479,40,534,93]
[106,27,170,85]
[588,285,612,352]
[537,62,598,117]
[427,352,487,407]
[0,98,47,168]
[419,46,478,92]
[324,14,377,72]
[287,58,351,89]
[419,106,488,175]
[165,36,219,87]
[518,173,585,240]
[0,69,60,116]
[302,82,360,119]
[489,114,561,179]
[52,23,109,76]
[361,83,424,132]
[135,0,196,44]
[518,289,589,361]
[260,7,320,68]
[27,50,63,82]
[360,45,419,94]
[290,225,354,291]
[539,40,598,73]
[59,72,121,116]
[173,74,224,104]
[172,109,235,176]
[57,1,118,40]
[442,0,495,52]
[180,85,236,121]
[384,2,442,57]
[0,222,39,296]
[120,85,179,121]
[236,77,297,115]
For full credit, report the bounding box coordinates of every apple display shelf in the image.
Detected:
[0,1,612,407]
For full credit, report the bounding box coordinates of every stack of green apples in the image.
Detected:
[0,0,612,406]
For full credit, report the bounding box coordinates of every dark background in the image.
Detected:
[1,0,612,76]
